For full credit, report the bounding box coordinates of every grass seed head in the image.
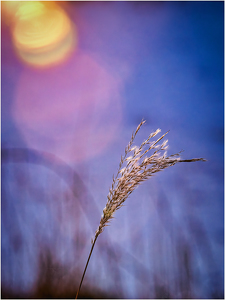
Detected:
[94,120,206,240]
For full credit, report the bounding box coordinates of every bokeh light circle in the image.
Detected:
[12,52,123,163]
[10,2,76,67]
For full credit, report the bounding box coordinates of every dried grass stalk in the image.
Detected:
[75,120,206,299]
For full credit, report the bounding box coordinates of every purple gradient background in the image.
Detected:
[1,1,224,299]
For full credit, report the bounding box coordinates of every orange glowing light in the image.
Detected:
[1,1,21,24]
[5,1,77,67]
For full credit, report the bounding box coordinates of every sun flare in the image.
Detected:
[2,1,77,67]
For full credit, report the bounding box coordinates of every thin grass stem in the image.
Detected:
[75,235,98,299]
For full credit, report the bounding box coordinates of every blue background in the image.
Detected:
[1,1,224,298]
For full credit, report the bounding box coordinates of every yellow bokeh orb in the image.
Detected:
[7,1,77,67]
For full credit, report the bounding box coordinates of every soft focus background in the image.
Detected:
[1,1,224,299]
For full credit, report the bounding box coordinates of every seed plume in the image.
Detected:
[94,120,206,240]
